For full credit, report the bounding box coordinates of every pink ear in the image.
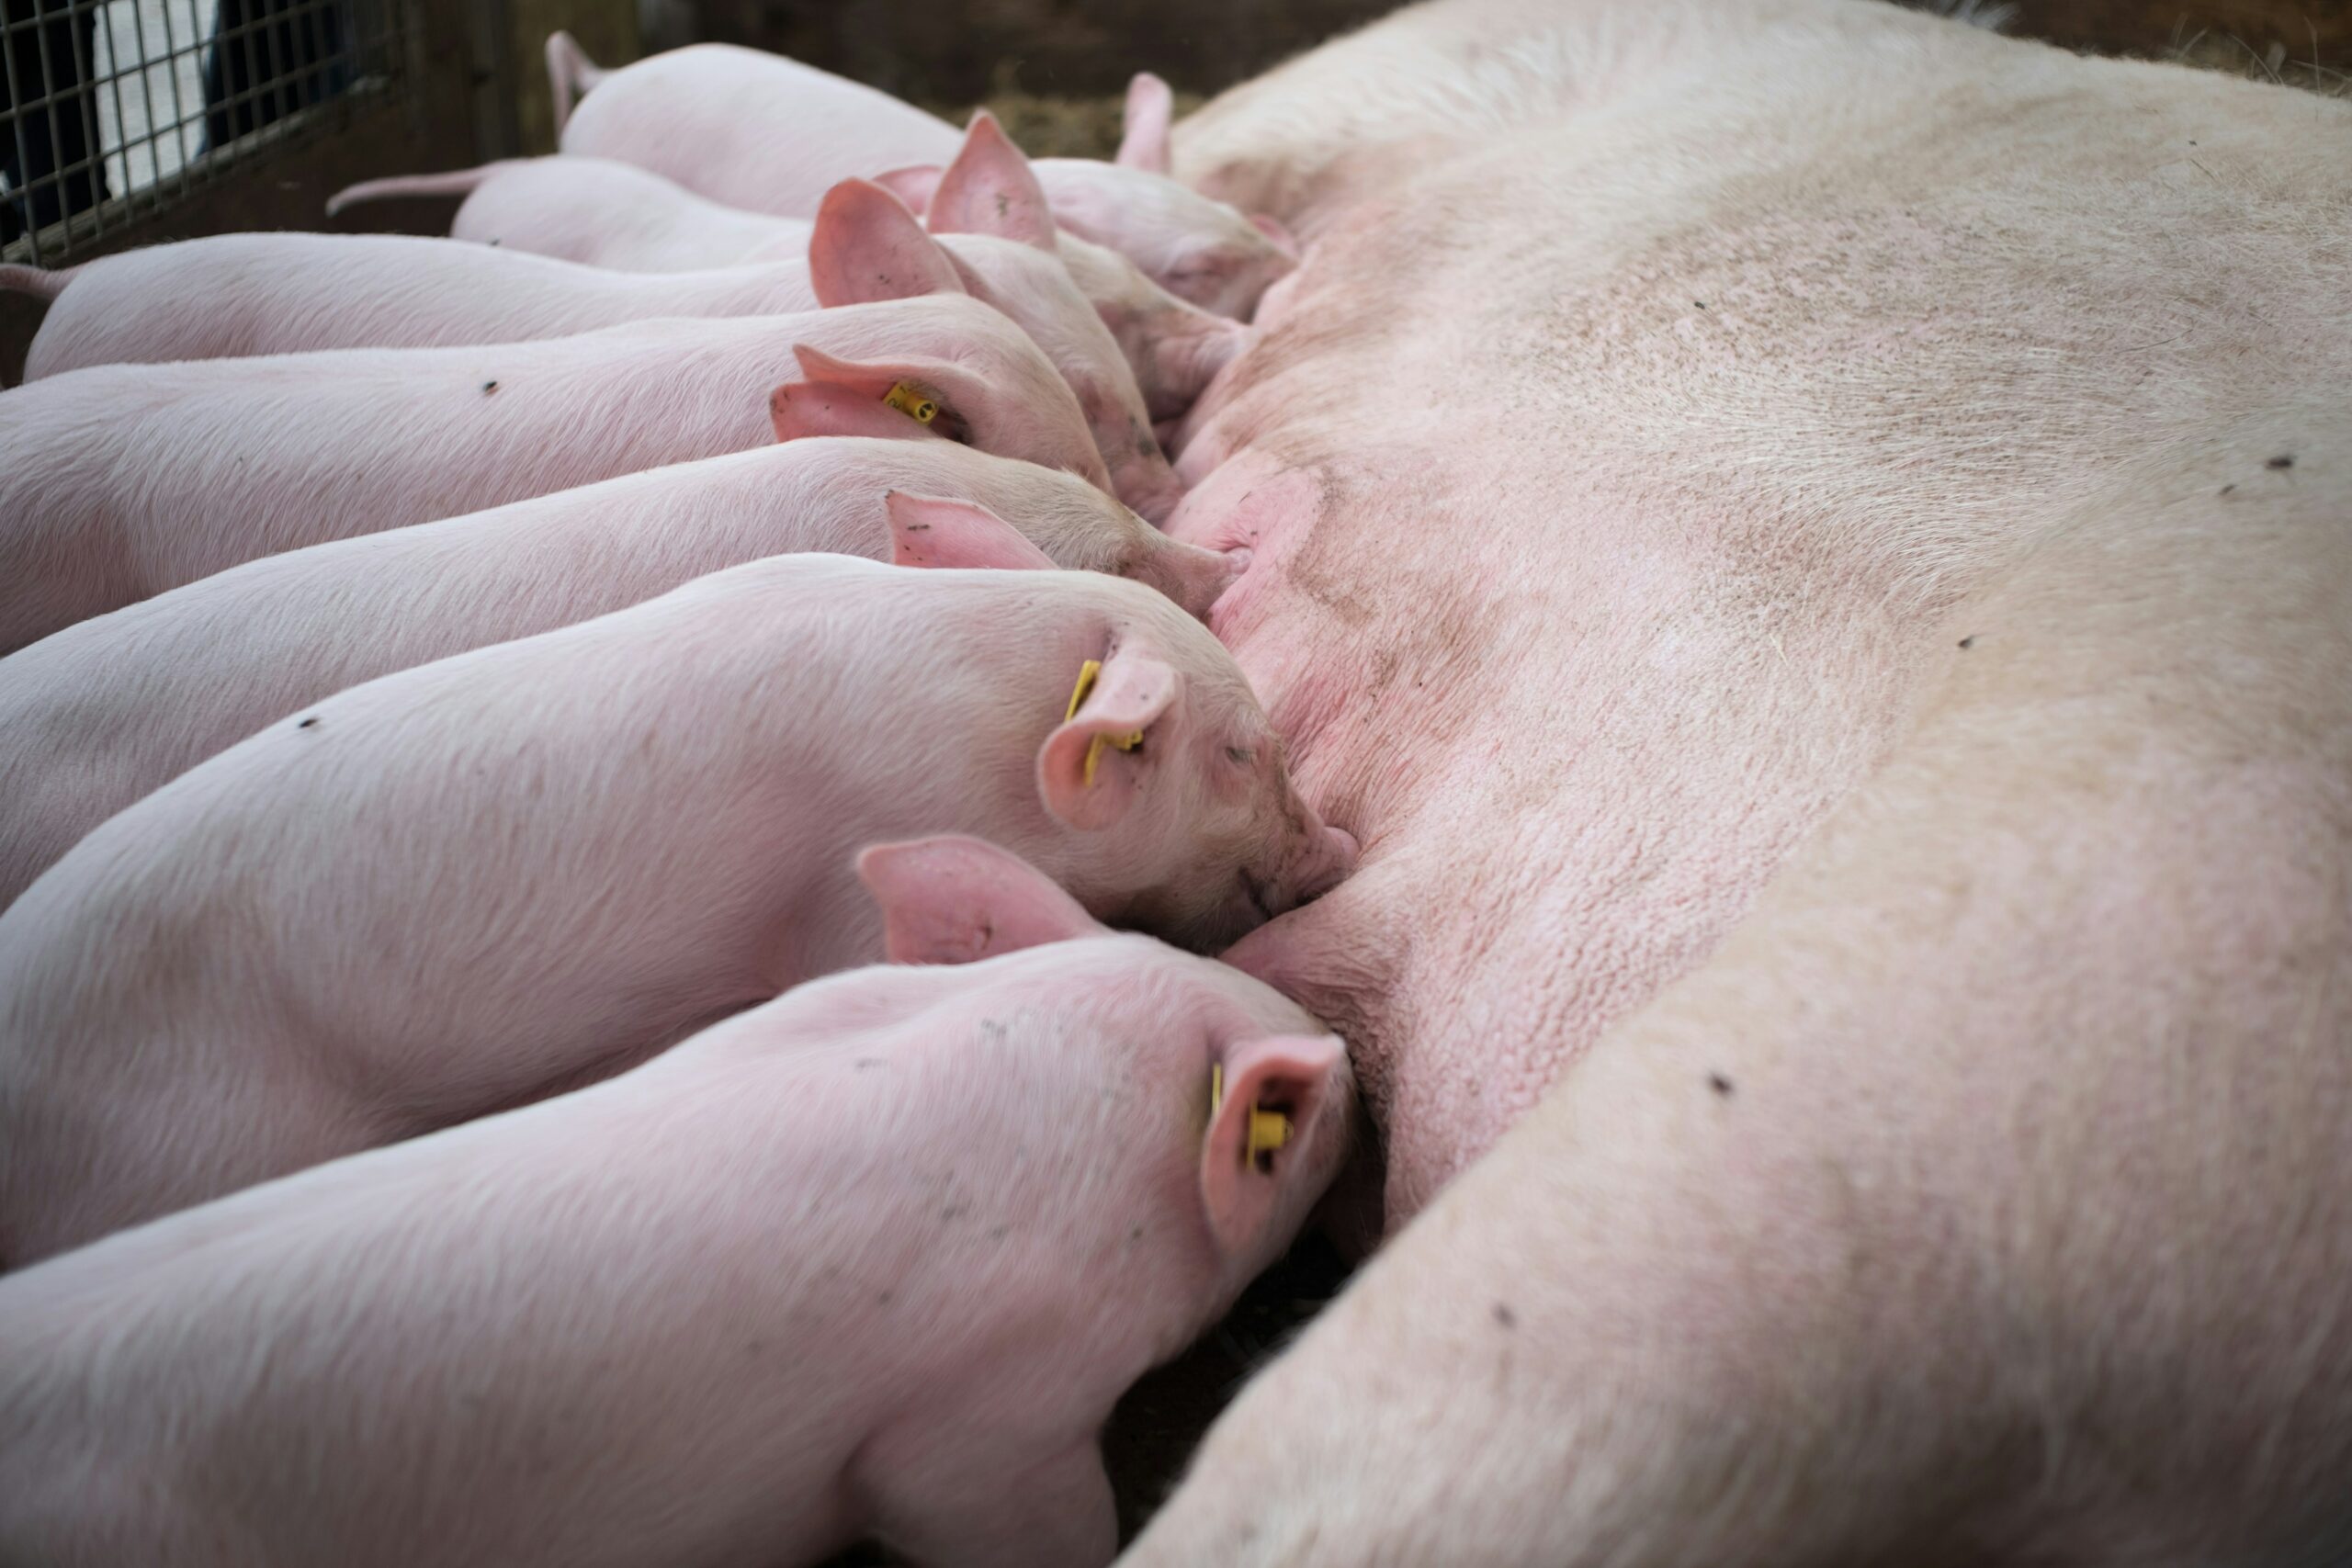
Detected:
[1116,72,1173,174]
[789,344,971,439]
[875,164,944,215]
[857,835,1101,964]
[1037,649,1179,831]
[808,178,965,307]
[1200,1033,1347,1257]
[1248,212,1298,261]
[927,111,1057,252]
[770,382,951,444]
[886,491,1058,571]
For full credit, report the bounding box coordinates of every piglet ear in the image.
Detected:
[886,491,1058,571]
[875,164,944,214]
[1248,212,1298,261]
[808,178,965,307]
[770,382,950,444]
[927,111,1057,252]
[1200,1033,1347,1258]
[789,344,971,440]
[1116,72,1174,174]
[1037,647,1178,831]
[857,834,1101,964]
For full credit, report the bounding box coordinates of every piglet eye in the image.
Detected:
[1225,747,1255,766]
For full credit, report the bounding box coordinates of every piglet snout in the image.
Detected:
[1264,822,1358,917]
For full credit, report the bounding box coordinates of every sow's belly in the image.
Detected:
[1156,78,2336,1224]
[1159,199,1926,1225]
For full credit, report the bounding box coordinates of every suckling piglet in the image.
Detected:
[0,555,1355,1263]
[0,835,1353,1568]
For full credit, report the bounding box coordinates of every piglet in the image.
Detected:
[331,154,1245,419]
[1056,231,1249,420]
[0,836,1352,1568]
[0,293,1102,653]
[0,555,1355,1264]
[884,118,1298,321]
[871,132,1184,516]
[328,154,808,271]
[555,39,1294,315]
[0,436,1240,909]
[560,41,965,215]
[8,233,832,378]
[11,182,1180,522]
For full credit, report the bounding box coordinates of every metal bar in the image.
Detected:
[38,0,68,254]
[157,0,194,199]
[2,0,418,263]
[67,0,106,243]
[127,0,165,191]
[3,12,40,264]
[296,0,324,111]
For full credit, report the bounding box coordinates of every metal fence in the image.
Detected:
[3,0,414,265]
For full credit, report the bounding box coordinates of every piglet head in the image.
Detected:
[1036,617,1358,950]
[906,118,1186,524]
[1056,233,1250,421]
[1123,539,1249,622]
[787,333,1112,494]
[939,233,1185,525]
[1031,160,1296,321]
[857,833,1356,1293]
[897,461,1234,620]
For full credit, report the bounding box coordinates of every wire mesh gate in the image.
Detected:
[2,0,416,265]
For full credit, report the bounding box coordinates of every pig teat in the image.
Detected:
[1064,659,1146,786]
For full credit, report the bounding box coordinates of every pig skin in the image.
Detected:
[0,438,1234,910]
[0,294,1103,652]
[1121,2,2352,1560]
[0,557,1353,1265]
[0,841,1355,1568]
[19,232,825,379]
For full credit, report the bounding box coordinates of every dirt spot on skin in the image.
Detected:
[2267,454,2295,469]
[481,380,498,394]
[296,716,320,729]
[1709,1073,1736,1098]
[1492,1303,1517,1328]
[1958,636,1975,649]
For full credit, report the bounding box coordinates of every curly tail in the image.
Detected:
[0,263,79,301]
[325,162,522,219]
[547,31,609,136]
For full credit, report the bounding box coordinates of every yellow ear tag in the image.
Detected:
[1249,1107,1294,1160]
[1210,1060,1294,1163]
[1063,659,1144,788]
[883,381,939,424]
